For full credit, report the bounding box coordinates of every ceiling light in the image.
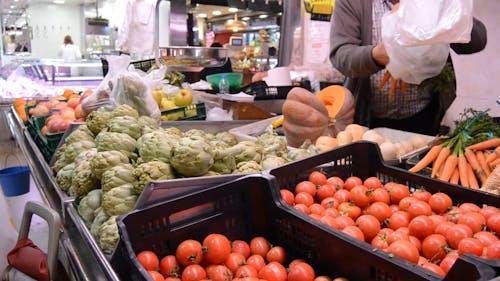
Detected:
[242,17,250,21]
[259,14,268,19]
[228,7,238,13]
[197,13,207,18]
[225,13,247,33]
[53,0,65,4]
[212,10,222,16]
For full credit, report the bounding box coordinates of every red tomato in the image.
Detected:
[428,192,453,214]
[280,189,295,206]
[417,256,428,266]
[387,211,411,230]
[446,224,473,249]
[137,250,159,271]
[235,265,259,278]
[323,207,340,218]
[149,270,166,281]
[444,206,463,224]
[326,176,345,190]
[356,214,381,242]
[387,184,410,205]
[483,241,500,259]
[182,264,207,281]
[457,212,486,234]
[344,176,363,191]
[165,277,181,281]
[422,234,448,262]
[266,246,287,264]
[314,276,332,281]
[295,181,317,196]
[369,188,390,204]
[308,203,326,216]
[294,192,315,207]
[334,216,356,230]
[333,189,351,203]
[206,265,233,281]
[411,189,431,202]
[396,227,410,235]
[479,205,500,220]
[232,240,251,258]
[320,215,338,229]
[458,203,481,213]
[387,231,410,244]
[246,254,266,272]
[421,263,445,276]
[287,261,316,281]
[338,202,361,220]
[389,204,400,213]
[309,171,327,186]
[434,221,455,237]
[408,235,422,253]
[486,213,500,234]
[398,196,420,212]
[316,184,336,202]
[428,214,446,232]
[294,204,310,215]
[458,237,484,256]
[288,259,306,269]
[309,213,322,221]
[386,240,420,264]
[225,252,247,274]
[363,177,382,189]
[176,239,203,266]
[249,237,271,258]
[407,201,432,218]
[371,235,390,250]
[365,202,392,223]
[473,231,499,247]
[320,197,340,209]
[408,215,434,241]
[332,278,349,281]
[160,255,180,277]
[342,225,365,241]
[350,185,370,208]
[439,251,459,274]
[258,261,287,281]
[203,233,232,264]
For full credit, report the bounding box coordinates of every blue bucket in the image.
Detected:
[0,166,31,197]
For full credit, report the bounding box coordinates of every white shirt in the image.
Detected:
[116,0,156,55]
[58,44,82,61]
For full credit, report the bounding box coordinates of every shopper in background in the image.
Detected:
[330,0,487,135]
[58,35,82,61]
[199,42,233,80]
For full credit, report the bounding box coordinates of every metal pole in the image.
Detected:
[277,0,302,67]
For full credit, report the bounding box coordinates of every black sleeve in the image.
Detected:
[450,17,487,55]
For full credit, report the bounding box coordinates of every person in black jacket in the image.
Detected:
[199,42,233,80]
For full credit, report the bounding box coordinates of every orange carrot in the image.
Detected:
[409,145,443,173]
[464,149,488,184]
[475,150,491,176]
[466,138,500,151]
[431,146,451,178]
[378,71,391,90]
[466,162,479,189]
[438,154,458,182]
[485,145,500,163]
[389,79,398,103]
[457,155,469,187]
[489,157,500,169]
[449,167,460,185]
[400,81,407,93]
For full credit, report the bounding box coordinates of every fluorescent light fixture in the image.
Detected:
[53,0,65,4]
[228,7,238,13]
[242,17,250,21]
[212,10,222,16]
[258,14,268,19]
[197,13,207,18]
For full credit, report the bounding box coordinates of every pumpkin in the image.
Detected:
[316,85,355,136]
[282,88,330,147]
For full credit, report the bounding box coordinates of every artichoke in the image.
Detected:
[70,160,100,197]
[78,189,103,223]
[86,109,112,135]
[235,160,262,173]
[138,115,160,135]
[110,104,140,118]
[215,131,238,146]
[287,140,319,161]
[53,143,67,162]
[257,129,288,157]
[56,163,76,192]
[137,131,174,163]
[90,150,130,179]
[183,129,215,141]
[90,207,109,239]
[210,155,236,174]
[74,148,98,166]
[163,126,183,136]
[106,115,142,139]
[133,160,175,194]
[98,216,119,254]
[101,163,135,193]
[65,126,95,145]
[52,154,70,175]
[220,141,262,164]
[95,131,137,159]
[260,155,287,170]
[102,184,138,216]
[170,137,214,177]
[64,140,97,162]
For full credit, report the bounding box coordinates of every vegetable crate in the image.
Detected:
[241,80,311,100]
[160,102,206,121]
[265,141,499,281]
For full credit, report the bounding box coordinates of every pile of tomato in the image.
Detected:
[279,171,500,277]
[136,234,349,281]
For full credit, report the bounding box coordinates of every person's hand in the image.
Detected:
[372,42,389,66]
[251,71,268,83]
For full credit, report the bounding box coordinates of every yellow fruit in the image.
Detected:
[160,98,177,111]
[152,90,164,105]
[174,89,193,107]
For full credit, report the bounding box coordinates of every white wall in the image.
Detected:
[27,3,83,59]
[443,0,500,127]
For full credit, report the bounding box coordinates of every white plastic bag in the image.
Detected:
[395,0,474,46]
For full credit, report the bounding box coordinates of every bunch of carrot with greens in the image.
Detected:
[409,108,500,192]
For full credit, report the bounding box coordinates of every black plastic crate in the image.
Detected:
[110,174,497,281]
[241,80,312,100]
[160,103,206,121]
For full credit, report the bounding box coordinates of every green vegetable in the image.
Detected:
[211,154,236,174]
[98,216,119,254]
[90,150,130,179]
[452,108,500,147]
[70,160,100,197]
[86,109,112,135]
[215,131,238,146]
[56,163,76,192]
[138,115,160,134]
[102,184,138,216]
[110,104,140,119]
[170,137,214,177]
[235,160,262,173]
[52,154,70,175]
[287,140,319,161]
[101,163,135,193]
[257,129,288,157]
[106,115,142,139]
[137,131,174,163]
[65,126,95,144]
[183,129,215,141]
[64,140,97,162]
[113,73,156,118]
[222,141,262,164]
[74,148,98,166]
[78,189,103,223]
[95,131,137,159]
[90,207,109,239]
[261,155,287,170]
[163,126,183,137]
[133,160,175,194]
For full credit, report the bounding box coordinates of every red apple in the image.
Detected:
[60,107,75,121]
[53,101,68,110]
[74,104,87,119]
[67,97,80,109]
[32,105,50,116]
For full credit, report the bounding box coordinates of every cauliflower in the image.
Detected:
[56,163,75,192]
[64,140,97,162]
[257,129,288,157]
[102,184,137,216]
[138,115,160,135]
[235,161,262,173]
[86,109,112,135]
[133,160,175,194]
[101,163,135,192]
[170,137,214,177]
[137,131,174,163]
[65,126,95,145]
[90,207,109,239]
[90,150,130,179]
[95,131,137,159]
[260,155,287,170]
[106,115,142,139]
[78,189,103,223]
[215,131,238,146]
[98,216,119,254]
[70,160,100,197]
[110,104,140,118]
